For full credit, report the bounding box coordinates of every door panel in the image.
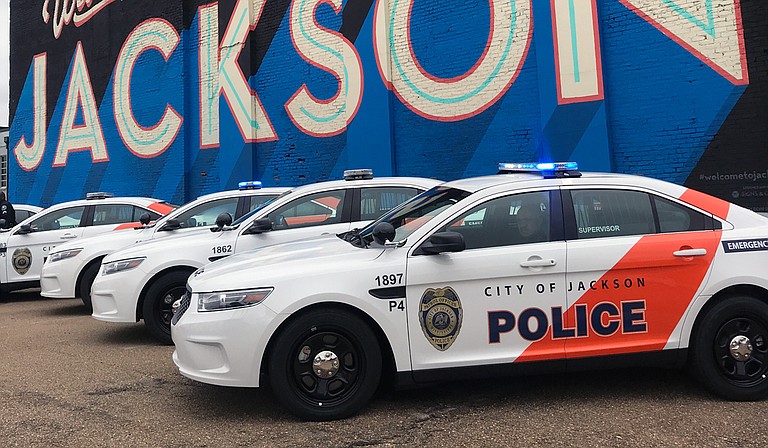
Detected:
[6,206,86,283]
[406,190,567,370]
[562,188,722,359]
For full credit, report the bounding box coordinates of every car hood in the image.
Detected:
[103,228,224,262]
[188,235,384,292]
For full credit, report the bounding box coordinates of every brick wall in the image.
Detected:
[7,0,767,210]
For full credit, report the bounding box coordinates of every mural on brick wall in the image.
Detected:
[8,0,767,210]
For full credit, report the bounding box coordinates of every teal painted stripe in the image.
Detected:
[297,0,348,123]
[389,0,519,104]
[118,30,174,146]
[662,0,716,38]
[222,10,261,129]
[568,0,580,83]
[206,10,215,135]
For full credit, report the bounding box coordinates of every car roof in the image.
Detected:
[30,196,172,213]
[441,171,645,193]
[14,204,44,212]
[194,187,291,202]
[287,176,442,194]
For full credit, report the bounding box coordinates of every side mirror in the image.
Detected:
[139,212,152,225]
[215,212,233,229]
[415,231,465,255]
[372,222,396,245]
[244,218,273,235]
[16,224,33,235]
[159,219,181,231]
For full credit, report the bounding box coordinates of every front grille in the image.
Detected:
[171,289,192,325]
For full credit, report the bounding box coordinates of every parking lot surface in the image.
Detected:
[2,290,767,447]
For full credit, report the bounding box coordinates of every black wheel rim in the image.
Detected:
[289,329,363,408]
[713,317,768,387]
[157,286,186,330]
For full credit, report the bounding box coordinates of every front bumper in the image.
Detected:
[40,258,81,298]
[172,299,278,388]
[90,265,148,322]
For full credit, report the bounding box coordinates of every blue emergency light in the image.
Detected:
[238,181,263,190]
[497,162,581,178]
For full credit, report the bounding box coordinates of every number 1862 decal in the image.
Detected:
[212,245,233,254]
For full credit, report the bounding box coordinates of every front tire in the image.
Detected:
[79,260,102,313]
[691,296,768,401]
[267,308,382,421]
[142,271,191,344]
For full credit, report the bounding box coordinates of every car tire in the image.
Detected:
[691,296,768,401]
[267,308,382,421]
[142,270,191,344]
[79,259,102,313]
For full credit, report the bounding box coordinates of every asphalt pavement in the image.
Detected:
[1,290,767,447]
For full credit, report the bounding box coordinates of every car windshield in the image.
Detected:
[232,191,293,226]
[356,186,472,244]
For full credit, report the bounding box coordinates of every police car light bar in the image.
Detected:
[86,192,115,200]
[497,162,581,178]
[343,169,374,181]
[238,181,263,190]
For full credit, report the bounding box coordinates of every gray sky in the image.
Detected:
[1,0,9,127]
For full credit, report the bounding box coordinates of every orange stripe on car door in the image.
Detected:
[516,231,721,362]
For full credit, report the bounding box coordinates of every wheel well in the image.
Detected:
[137,266,196,320]
[260,302,397,388]
[75,256,105,297]
[688,284,768,350]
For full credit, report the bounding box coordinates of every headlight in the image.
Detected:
[197,288,274,312]
[47,248,83,263]
[102,258,145,275]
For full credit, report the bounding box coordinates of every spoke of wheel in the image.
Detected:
[737,319,751,333]
[315,378,330,399]
[335,368,354,386]
[735,361,748,378]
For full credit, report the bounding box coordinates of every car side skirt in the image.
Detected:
[395,349,688,388]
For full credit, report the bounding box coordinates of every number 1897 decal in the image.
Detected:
[375,273,403,287]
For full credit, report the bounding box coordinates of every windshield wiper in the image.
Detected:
[337,228,368,248]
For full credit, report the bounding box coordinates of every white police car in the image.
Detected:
[90,171,441,343]
[0,193,173,296]
[40,182,289,312]
[171,162,768,421]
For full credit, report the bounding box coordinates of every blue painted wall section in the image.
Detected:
[8,1,765,210]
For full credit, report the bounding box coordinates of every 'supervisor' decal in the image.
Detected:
[722,239,768,253]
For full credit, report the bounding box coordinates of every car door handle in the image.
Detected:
[520,258,557,267]
[673,248,707,257]
[60,234,78,240]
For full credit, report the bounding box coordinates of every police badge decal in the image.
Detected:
[13,248,33,275]
[419,287,463,351]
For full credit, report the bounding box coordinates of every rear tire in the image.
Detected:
[691,296,768,401]
[79,260,102,313]
[142,271,191,344]
[267,308,382,421]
